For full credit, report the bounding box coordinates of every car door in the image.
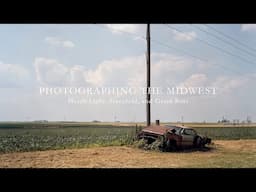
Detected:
[181,129,195,147]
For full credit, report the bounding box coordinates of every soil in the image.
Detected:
[0,140,255,168]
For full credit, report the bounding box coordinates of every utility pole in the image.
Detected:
[146,24,151,126]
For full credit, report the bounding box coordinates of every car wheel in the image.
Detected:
[195,137,202,148]
[166,139,177,151]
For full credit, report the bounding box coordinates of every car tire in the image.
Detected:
[197,137,202,148]
[166,139,177,151]
[195,136,202,148]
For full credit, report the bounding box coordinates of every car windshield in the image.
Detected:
[166,125,182,133]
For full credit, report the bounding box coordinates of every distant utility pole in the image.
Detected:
[146,23,151,127]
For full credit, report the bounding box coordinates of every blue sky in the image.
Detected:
[0,24,255,122]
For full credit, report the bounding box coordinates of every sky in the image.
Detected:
[0,24,256,122]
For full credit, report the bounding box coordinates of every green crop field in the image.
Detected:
[0,123,137,153]
[0,122,256,153]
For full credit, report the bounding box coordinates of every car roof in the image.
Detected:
[142,125,170,135]
[165,125,191,129]
[141,125,193,136]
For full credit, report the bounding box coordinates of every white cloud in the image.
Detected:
[172,30,197,41]
[151,53,194,86]
[45,37,75,48]
[152,53,192,72]
[104,24,144,34]
[180,74,208,87]
[179,73,250,94]
[34,58,69,85]
[69,65,87,85]
[103,24,146,41]
[85,56,146,87]
[0,62,28,77]
[212,76,249,94]
[196,61,213,71]
[34,53,196,87]
[34,57,92,86]
[241,24,256,31]
[37,54,238,98]
[62,41,75,48]
[85,53,195,87]
[0,61,29,87]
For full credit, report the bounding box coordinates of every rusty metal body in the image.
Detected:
[137,124,211,151]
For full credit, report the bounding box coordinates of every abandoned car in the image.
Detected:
[137,124,211,151]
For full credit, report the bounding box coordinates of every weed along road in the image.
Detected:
[0,140,256,168]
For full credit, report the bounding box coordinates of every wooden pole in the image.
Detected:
[146,24,151,126]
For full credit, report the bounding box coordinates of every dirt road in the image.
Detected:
[0,140,255,168]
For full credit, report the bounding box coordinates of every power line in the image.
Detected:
[191,24,256,59]
[153,38,244,75]
[95,24,245,76]
[211,61,244,75]
[96,24,244,68]
[163,25,246,76]
[204,24,256,53]
[166,24,256,67]
[151,39,208,62]
[96,24,208,62]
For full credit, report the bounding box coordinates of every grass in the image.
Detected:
[184,140,256,168]
[193,127,256,140]
[1,140,255,168]
[0,122,256,153]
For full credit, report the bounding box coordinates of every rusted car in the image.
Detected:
[137,124,211,151]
